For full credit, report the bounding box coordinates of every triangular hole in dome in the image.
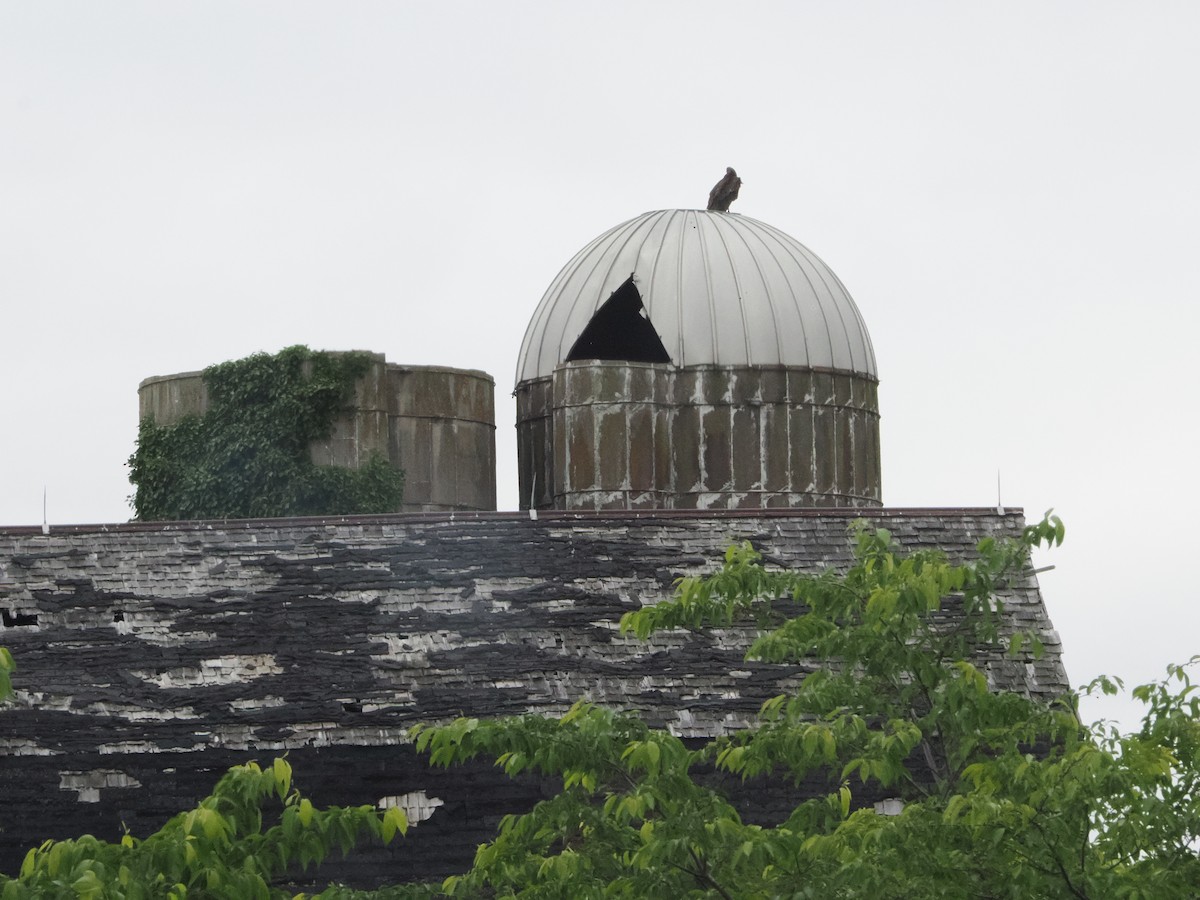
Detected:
[565,277,672,365]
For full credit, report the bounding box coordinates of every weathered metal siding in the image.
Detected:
[517,362,881,510]
[552,363,676,509]
[0,510,1062,884]
[515,376,555,509]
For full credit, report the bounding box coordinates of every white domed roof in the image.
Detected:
[516,209,877,385]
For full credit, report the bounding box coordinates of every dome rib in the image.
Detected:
[757,220,838,370]
[707,213,752,366]
[516,209,876,385]
[695,210,723,365]
[640,210,675,355]
[735,215,802,365]
[719,213,784,365]
[552,214,647,367]
[520,224,616,385]
[755,215,878,374]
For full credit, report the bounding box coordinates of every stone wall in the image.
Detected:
[0,509,1063,885]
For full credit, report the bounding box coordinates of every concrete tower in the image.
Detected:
[515,209,880,510]
[139,355,497,513]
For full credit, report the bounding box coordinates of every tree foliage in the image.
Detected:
[127,346,404,521]
[0,647,13,704]
[0,758,406,900]
[405,515,1200,899]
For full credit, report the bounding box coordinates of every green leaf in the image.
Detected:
[382,806,409,843]
[272,757,292,800]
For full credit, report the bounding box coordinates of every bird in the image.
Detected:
[706,167,742,211]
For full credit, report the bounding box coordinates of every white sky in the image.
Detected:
[2,1,1198,730]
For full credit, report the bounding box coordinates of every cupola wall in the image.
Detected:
[517,362,879,510]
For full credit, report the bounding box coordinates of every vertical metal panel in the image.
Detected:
[525,362,880,511]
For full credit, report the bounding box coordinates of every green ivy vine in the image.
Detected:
[128,346,404,520]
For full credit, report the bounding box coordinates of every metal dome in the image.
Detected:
[515,209,877,385]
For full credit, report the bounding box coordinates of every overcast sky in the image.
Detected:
[2,1,1197,729]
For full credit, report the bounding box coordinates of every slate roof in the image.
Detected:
[0,508,1066,883]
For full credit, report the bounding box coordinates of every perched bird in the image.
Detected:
[707,167,742,211]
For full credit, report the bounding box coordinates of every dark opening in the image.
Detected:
[1,608,38,627]
[565,277,671,364]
